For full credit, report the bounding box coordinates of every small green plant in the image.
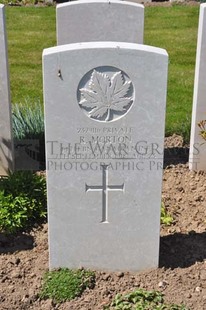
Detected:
[12,99,44,140]
[40,268,95,303]
[198,120,206,141]
[161,203,173,226]
[104,289,188,310]
[0,171,46,233]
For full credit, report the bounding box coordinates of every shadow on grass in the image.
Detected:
[159,232,206,269]
[163,146,189,167]
[0,232,34,254]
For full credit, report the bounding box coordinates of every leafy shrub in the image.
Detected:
[104,289,188,310]
[40,268,95,303]
[0,171,47,233]
[161,203,173,226]
[198,120,206,141]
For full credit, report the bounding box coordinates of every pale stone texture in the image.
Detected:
[0,4,14,175]
[189,4,206,170]
[56,0,144,45]
[43,42,168,271]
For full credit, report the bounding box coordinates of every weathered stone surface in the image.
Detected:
[189,4,206,171]
[0,4,14,175]
[43,42,168,271]
[56,0,144,45]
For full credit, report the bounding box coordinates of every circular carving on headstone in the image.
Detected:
[77,66,134,122]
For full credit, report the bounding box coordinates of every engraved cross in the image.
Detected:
[85,165,124,223]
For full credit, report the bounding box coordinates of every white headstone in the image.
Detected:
[56,0,144,45]
[189,4,206,170]
[0,4,14,175]
[43,42,168,271]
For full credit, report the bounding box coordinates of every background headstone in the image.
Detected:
[43,42,168,271]
[0,4,14,175]
[189,4,206,170]
[56,0,144,45]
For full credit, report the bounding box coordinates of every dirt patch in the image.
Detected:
[0,135,206,310]
[125,0,200,7]
[144,1,200,7]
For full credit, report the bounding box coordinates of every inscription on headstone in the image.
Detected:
[43,42,168,271]
[189,4,206,170]
[0,4,14,175]
[56,0,144,45]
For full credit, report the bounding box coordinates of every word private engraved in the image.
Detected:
[77,66,134,122]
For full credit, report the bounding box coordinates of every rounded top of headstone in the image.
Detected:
[56,0,144,9]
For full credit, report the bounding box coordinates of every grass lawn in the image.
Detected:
[6,4,200,141]
[6,6,56,104]
[145,5,199,140]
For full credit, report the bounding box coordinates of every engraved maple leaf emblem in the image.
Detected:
[79,70,133,121]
